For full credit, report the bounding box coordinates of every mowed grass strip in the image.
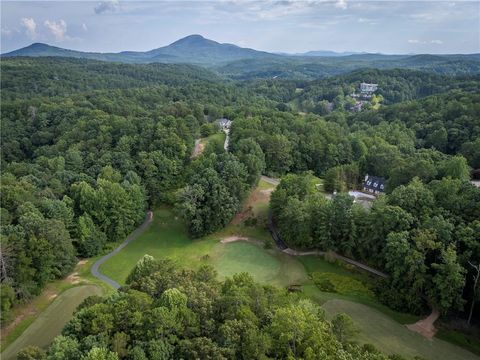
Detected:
[322,299,479,360]
[1,285,102,360]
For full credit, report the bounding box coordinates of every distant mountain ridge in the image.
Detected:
[2,35,278,65]
[3,34,480,75]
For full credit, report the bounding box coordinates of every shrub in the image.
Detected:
[311,272,374,298]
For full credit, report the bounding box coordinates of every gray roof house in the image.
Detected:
[363,174,385,194]
[217,118,231,130]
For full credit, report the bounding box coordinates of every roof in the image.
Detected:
[363,175,385,192]
[217,118,231,124]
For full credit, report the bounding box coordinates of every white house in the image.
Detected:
[360,82,378,94]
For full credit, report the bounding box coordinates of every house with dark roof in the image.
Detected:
[363,174,385,194]
[217,118,231,131]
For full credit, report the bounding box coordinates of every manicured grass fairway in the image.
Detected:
[100,207,307,287]
[100,207,218,284]
[212,241,307,287]
[1,285,102,360]
[322,298,479,360]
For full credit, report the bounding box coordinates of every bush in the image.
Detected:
[311,272,374,298]
[263,239,273,249]
[324,251,337,263]
[315,277,336,292]
[244,217,258,227]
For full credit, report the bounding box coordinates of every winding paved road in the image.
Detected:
[91,211,153,289]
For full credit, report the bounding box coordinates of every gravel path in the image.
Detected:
[191,138,202,158]
[261,175,280,186]
[91,211,153,289]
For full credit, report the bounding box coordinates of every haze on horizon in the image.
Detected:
[1,0,479,55]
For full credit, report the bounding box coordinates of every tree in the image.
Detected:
[331,313,359,343]
[438,156,470,181]
[76,214,106,257]
[467,262,480,325]
[47,335,81,360]
[233,138,266,186]
[430,245,466,313]
[262,134,293,176]
[17,346,46,360]
[81,347,118,360]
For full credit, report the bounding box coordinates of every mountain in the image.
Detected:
[3,36,479,76]
[2,35,278,65]
[297,50,369,57]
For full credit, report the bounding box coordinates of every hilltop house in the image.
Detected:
[363,174,385,194]
[217,118,231,131]
[360,82,378,94]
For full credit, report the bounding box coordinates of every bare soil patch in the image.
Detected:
[221,236,249,244]
[406,308,439,339]
[77,259,88,266]
[66,272,80,285]
[232,186,272,225]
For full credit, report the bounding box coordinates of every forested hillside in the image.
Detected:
[1,56,479,358]
[0,58,272,322]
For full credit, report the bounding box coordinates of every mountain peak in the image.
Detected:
[170,34,215,46]
[28,43,54,49]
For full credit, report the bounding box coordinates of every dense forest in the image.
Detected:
[1,56,479,358]
[0,59,260,321]
[271,174,479,315]
[16,257,403,360]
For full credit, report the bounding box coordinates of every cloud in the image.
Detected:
[44,19,67,41]
[408,39,443,45]
[21,17,37,39]
[94,0,120,14]
[335,0,347,10]
[1,27,12,36]
[82,23,88,31]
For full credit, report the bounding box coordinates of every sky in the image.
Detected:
[1,0,479,54]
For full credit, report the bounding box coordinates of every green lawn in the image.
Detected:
[200,132,226,147]
[322,298,479,360]
[100,206,307,288]
[100,207,218,284]
[1,285,102,360]
[212,241,308,287]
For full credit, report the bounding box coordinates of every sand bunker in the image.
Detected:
[221,236,249,244]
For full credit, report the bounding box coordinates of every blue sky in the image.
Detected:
[1,1,479,54]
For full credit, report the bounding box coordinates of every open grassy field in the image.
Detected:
[100,207,307,288]
[201,132,226,147]
[322,298,479,360]
[1,285,102,360]
[212,241,307,287]
[100,178,283,285]
[0,259,109,354]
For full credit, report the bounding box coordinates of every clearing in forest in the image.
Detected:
[322,299,478,360]
[99,178,479,360]
[1,285,102,360]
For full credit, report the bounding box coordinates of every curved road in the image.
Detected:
[91,211,153,289]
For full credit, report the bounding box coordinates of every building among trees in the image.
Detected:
[363,174,385,194]
[360,82,378,94]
